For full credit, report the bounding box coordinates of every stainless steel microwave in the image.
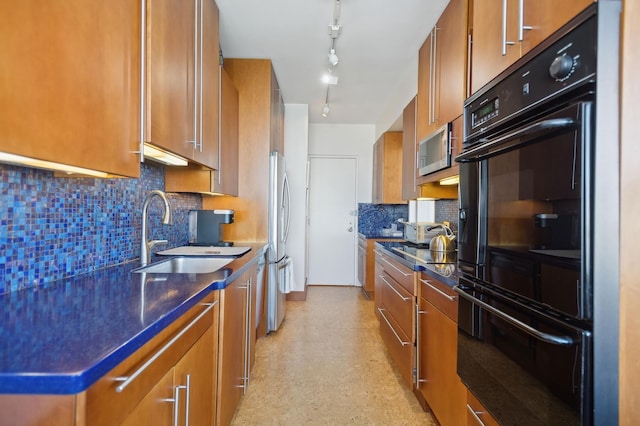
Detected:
[418,123,451,176]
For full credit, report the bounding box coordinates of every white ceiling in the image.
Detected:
[216,0,449,129]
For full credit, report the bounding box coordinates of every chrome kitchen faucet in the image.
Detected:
[140,190,172,266]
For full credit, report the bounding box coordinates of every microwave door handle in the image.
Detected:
[456,118,576,163]
[452,285,575,346]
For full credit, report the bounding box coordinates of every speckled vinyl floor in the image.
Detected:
[231,286,435,425]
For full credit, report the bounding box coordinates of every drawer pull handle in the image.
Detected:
[380,256,411,277]
[378,308,411,346]
[115,301,217,393]
[467,404,487,426]
[420,279,456,301]
[380,275,411,302]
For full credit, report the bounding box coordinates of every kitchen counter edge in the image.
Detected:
[0,243,268,395]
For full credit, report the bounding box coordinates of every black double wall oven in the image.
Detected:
[455,7,599,425]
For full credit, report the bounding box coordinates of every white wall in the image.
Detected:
[308,123,376,203]
[283,104,309,293]
[374,60,419,140]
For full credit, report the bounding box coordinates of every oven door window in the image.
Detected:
[483,102,590,320]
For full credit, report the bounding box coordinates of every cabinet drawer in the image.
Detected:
[420,273,458,322]
[85,294,217,426]
[358,236,367,250]
[378,306,414,388]
[375,251,414,294]
[379,271,413,337]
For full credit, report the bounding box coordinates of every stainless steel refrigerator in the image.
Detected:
[267,151,291,332]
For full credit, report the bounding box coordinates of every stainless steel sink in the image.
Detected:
[134,257,232,274]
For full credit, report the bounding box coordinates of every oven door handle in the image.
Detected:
[452,285,575,346]
[456,118,576,162]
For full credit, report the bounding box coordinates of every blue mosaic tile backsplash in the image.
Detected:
[357,203,408,237]
[0,162,201,294]
[358,200,459,237]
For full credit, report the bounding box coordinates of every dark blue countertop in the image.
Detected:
[357,232,404,240]
[374,241,459,287]
[0,243,267,395]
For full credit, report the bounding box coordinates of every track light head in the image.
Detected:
[328,49,339,67]
[321,103,330,118]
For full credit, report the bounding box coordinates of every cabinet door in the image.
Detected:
[121,369,174,426]
[357,237,366,287]
[192,0,220,168]
[217,67,240,196]
[372,137,384,204]
[471,0,520,93]
[270,69,284,154]
[435,0,469,125]
[147,0,196,159]
[418,298,467,426]
[401,97,419,201]
[520,0,592,56]
[416,32,434,142]
[373,133,404,204]
[0,0,140,177]
[174,325,214,426]
[217,277,248,426]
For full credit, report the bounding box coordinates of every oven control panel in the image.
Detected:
[463,10,596,146]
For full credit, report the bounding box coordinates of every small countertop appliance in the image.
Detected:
[188,209,235,247]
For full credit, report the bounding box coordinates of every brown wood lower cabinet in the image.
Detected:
[360,237,403,299]
[416,274,467,426]
[217,260,259,426]
[375,249,416,388]
[86,293,218,426]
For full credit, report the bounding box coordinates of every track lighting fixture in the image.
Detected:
[328,49,339,67]
[321,88,330,118]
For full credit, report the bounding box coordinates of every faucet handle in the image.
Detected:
[148,239,168,249]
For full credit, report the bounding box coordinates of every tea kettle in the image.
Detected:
[429,225,456,252]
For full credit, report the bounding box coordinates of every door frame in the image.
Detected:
[305,155,359,285]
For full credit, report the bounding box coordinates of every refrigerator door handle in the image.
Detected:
[282,171,291,244]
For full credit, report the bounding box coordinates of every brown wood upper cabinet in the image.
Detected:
[401,97,420,201]
[470,0,593,94]
[165,66,239,196]
[145,0,220,168]
[0,0,141,177]
[373,132,405,204]
[416,0,469,142]
[203,59,283,243]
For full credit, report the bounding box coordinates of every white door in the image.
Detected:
[307,156,357,285]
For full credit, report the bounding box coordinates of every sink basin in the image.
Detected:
[134,257,233,274]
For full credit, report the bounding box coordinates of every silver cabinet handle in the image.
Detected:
[467,404,487,426]
[415,303,428,387]
[184,374,191,426]
[139,0,147,157]
[380,275,411,302]
[518,0,532,41]
[115,301,217,392]
[243,277,252,394]
[466,33,472,98]
[378,308,411,346]
[192,0,200,151]
[379,256,411,277]
[431,26,438,124]
[502,0,515,55]
[420,279,456,302]
[171,374,191,426]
